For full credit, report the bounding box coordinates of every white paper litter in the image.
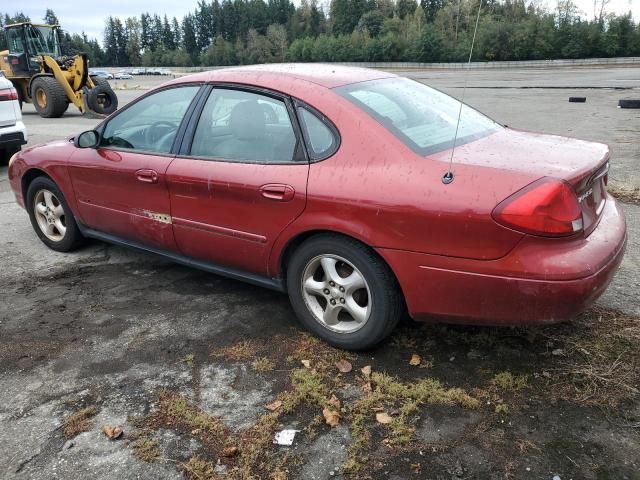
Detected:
[273,429,300,446]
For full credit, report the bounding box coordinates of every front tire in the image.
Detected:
[287,234,403,350]
[31,76,68,118]
[26,177,84,252]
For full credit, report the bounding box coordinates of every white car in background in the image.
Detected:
[0,73,27,165]
[114,71,133,79]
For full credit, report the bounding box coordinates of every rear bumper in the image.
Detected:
[378,197,627,325]
[0,122,27,148]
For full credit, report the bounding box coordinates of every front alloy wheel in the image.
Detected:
[33,189,67,242]
[26,176,84,252]
[288,234,404,350]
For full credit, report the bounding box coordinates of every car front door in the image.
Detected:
[166,86,309,276]
[68,85,201,251]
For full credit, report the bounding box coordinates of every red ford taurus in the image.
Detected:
[8,64,627,349]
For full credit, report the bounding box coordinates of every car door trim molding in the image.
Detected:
[76,222,285,292]
[172,216,268,244]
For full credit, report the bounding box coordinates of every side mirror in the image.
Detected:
[75,130,99,148]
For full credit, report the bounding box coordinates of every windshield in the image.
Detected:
[25,25,61,56]
[335,77,500,156]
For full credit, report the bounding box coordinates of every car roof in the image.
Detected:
[178,63,397,89]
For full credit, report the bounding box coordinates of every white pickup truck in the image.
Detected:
[0,72,27,165]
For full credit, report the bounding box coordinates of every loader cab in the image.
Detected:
[4,23,62,75]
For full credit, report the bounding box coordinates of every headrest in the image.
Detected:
[229,100,265,140]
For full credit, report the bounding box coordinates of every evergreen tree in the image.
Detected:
[43,9,59,25]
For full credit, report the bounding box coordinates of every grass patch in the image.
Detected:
[251,356,275,372]
[211,340,260,361]
[235,367,333,478]
[183,353,195,368]
[544,307,640,406]
[492,372,529,391]
[131,437,161,462]
[182,455,216,480]
[63,406,98,438]
[345,372,479,473]
[284,332,353,372]
[157,391,226,437]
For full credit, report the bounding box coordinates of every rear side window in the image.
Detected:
[190,88,298,163]
[297,107,339,160]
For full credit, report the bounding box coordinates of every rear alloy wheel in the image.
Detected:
[301,254,372,333]
[31,76,68,118]
[287,235,403,350]
[27,177,84,252]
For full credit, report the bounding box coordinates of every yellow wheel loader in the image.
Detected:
[0,23,118,118]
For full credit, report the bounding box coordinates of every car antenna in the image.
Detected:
[442,0,484,185]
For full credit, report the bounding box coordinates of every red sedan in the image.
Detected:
[8,64,627,349]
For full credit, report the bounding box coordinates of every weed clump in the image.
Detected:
[63,406,98,438]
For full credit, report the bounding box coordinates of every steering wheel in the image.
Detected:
[145,121,177,147]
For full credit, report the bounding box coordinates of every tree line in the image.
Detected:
[1,1,639,67]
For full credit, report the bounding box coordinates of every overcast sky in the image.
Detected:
[9,0,640,43]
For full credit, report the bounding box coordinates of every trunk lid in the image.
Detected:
[431,128,610,234]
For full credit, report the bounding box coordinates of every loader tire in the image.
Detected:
[31,76,68,118]
[90,76,110,88]
[87,83,118,115]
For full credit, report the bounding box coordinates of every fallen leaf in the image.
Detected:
[301,359,311,368]
[326,394,341,409]
[361,365,372,378]
[265,400,282,412]
[335,359,352,373]
[101,425,123,440]
[409,354,421,366]
[323,407,340,427]
[222,446,239,457]
[376,412,393,424]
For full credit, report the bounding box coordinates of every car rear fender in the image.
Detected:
[268,213,386,279]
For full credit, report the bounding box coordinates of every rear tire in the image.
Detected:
[287,234,403,350]
[26,177,84,252]
[31,76,68,118]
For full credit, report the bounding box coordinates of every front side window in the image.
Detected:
[190,88,297,163]
[7,28,25,54]
[101,86,199,154]
[297,106,339,160]
[335,77,500,156]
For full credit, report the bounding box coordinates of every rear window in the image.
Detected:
[334,77,500,156]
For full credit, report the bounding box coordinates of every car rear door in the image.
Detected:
[67,84,202,251]
[165,86,309,276]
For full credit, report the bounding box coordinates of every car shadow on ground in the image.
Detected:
[0,241,638,479]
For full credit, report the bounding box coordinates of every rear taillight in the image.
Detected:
[492,178,583,237]
[0,87,18,102]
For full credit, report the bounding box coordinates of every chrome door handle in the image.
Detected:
[259,184,295,202]
[136,169,159,184]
